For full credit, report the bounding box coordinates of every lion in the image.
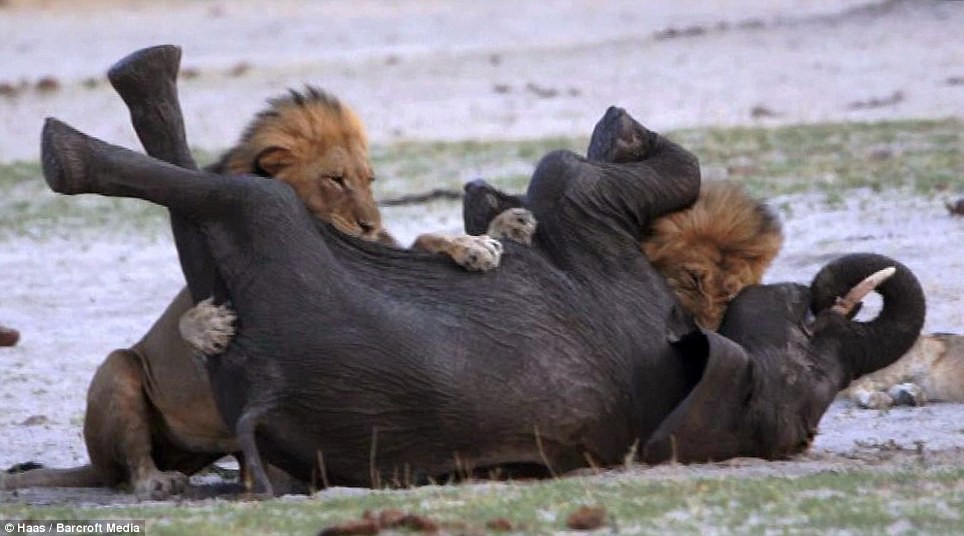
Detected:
[207,87,512,267]
[841,334,964,408]
[2,77,529,499]
[642,180,784,330]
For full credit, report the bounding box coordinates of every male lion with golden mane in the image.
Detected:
[2,46,527,499]
[642,180,784,330]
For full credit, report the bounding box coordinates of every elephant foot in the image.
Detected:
[41,118,97,195]
[179,297,237,356]
[449,235,503,271]
[132,469,189,500]
[462,178,527,237]
[587,106,657,164]
[107,45,181,104]
[487,208,537,246]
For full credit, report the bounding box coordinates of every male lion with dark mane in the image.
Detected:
[2,46,528,499]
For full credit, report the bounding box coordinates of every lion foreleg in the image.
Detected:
[411,233,504,271]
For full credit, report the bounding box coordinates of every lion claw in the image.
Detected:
[179,297,237,355]
[451,235,503,271]
[487,208,537,246]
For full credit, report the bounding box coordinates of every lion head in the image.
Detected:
[643,181,783,330]
[210,87,391,244]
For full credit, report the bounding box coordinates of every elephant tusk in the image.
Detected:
[831,266,896,316]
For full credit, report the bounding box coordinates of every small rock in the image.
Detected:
[485,518,514,532]
[35,76,60,93]
[847,91,904,110]
[317,518,379,536]
[566,505,607,531]
[0,325,19,346]
[181,67,201,80]
[228,62,251,78]
[945,198,964,216]
[21,415,48,426]
[525,82,558,98]
[750,105,779,119]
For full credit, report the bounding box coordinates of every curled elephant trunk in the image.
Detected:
[809,252,926,384]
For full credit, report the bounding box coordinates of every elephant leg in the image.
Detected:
[84,349,190,499]
[42,119,322,304]
[42,119,244,215]
[462,178,528,236]
[573,107,702,224]
[107,44,225,305]
[586,105,660,164]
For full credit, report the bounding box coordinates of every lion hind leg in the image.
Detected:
[852,387,894,410]
[915,334,964,402]
[86,349,189,499]
[412,233,503,271]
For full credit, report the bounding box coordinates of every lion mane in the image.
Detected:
[643,181,784,330]
[208,87,393,244]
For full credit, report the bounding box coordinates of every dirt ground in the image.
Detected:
[1,0,963,505]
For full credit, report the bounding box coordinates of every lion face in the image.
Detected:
[650,244,761,330]
[217,87,388,243]
[643,181,783,331]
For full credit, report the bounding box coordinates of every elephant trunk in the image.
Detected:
[809,253,925,384]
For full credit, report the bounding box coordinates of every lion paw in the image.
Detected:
[133,470,189,500]
[887,382,926,407]
[451,235,503,271]
[179,297,237,355]
[487,208,537,246]
[854,389,894,410]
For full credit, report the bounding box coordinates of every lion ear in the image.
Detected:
[253,146,293,177]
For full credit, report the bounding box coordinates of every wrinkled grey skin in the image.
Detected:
[41,94,924,496]
[461,188,926,465]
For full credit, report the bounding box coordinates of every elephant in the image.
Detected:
[38,100,925,495]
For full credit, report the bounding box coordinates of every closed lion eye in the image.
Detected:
[328,175,345,187]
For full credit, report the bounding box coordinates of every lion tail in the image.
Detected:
[1,463,103,490]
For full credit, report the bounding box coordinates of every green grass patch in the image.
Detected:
[2,119,960,239]
[2,463,962,535]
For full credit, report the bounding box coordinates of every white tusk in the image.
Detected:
[831,266,896,316]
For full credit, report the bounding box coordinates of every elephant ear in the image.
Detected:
[642,328,754,464]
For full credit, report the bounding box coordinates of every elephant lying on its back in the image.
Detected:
[40,104,924,495]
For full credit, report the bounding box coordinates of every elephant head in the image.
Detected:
[643,252,925,463]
